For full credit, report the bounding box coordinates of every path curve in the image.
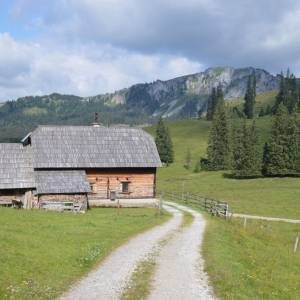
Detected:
[60,205,183,300]
[148,202,215,300]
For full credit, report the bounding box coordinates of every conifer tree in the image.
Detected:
[274,71,299,114]
[233,121,261,177]
[243,76,256,119]
[262,142,270,176]
[155,117,174,165]
[206,100,230,170]
[216,84,225,112]
[286,114,298,173]
[258,107,265,117]
[206,87,217,120]
[262,103,292,176]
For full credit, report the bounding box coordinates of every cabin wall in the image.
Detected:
[0,189,28,203]
[0,189,37,208]
[86,168,156,199]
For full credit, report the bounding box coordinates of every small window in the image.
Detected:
[121,182,129,193]
[90,183,96,193]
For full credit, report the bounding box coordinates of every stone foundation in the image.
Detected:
[39,194,87,203]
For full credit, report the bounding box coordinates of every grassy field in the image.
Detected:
[147,117,300,219]
[147,111,300,299]
[227,90,277,115]
[203,216,300,299]
[0,208,169,299]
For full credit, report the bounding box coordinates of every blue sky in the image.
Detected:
[1,0,300,100]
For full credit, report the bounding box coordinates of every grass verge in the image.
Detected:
[121,255,157,300]
[203,216,300,299]
[0,208,170,299]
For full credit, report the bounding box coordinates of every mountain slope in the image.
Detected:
[0,67,279,141]
[87,66,279,118]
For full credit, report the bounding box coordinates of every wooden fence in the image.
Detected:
[157,190,229,218]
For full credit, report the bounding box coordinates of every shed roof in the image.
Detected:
[0,143,35,189]
[35,170,91,194]
[31,126,161,168]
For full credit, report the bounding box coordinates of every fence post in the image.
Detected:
[294,236,299,253]
[225,203,229,218]
[243,218,247,228]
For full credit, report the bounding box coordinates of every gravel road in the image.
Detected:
[148,202,215,300]
[60,203,215,300]
[60,205,183,300]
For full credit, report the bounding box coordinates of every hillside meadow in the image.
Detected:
[0,208,169,299]
[147,117,300,219]
[148,115,300,299]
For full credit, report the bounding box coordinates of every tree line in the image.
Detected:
[202,71,300,177]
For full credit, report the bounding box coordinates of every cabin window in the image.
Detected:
[90,183,96,193]
[121,182,129,193]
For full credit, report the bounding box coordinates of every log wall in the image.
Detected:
[86,168,156,199]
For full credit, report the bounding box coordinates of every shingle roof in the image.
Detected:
[31,126,162,168]
[0,144,35,189]
[35,170,91,194]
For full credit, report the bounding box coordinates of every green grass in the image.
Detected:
[227,90,277,114]
[203,217,300,299]
[0,208,170,299]
[146,99,300,299]
[121,254,156,300]
[147,117,300,219]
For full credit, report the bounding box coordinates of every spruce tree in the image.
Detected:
[233,121,261,177]
[206,100,230,170]
[262,103,291,176]
[245,121,261,176]
[232,122,244,175]
[258,107,265,117]
[207,87,217,121]
[286,114,298,173]
[262,142,271,176]
[243,76,256,119]
[155,117,174,165]
[274,71,299,114]
[165,126,174,165]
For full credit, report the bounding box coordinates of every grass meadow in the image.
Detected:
[147,109,300,299]
[203,217,300,299]
[147,117,300,219]
[0,208,169,299]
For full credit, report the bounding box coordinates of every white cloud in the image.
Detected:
[3,0,300,101]
[0,33,202,100]
[262,7,300,50]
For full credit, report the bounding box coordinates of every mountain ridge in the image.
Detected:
[0,66,280,141]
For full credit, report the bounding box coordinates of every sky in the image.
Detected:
[1,0,300,100]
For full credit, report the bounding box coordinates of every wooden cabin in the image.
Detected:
[0,125,161,211]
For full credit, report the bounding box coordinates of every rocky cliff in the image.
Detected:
[87,66,279,119]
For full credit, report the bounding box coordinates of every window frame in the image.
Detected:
[121,181,130,193]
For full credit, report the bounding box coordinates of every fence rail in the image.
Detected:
[157,190,229,218]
